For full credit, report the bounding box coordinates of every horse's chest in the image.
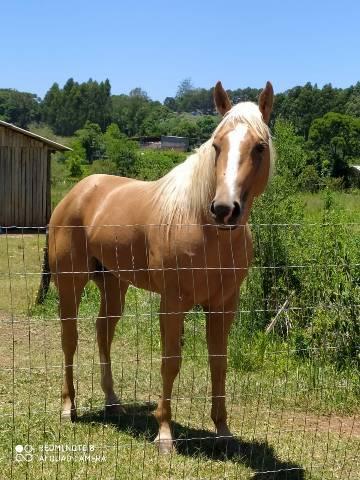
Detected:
[147,236,248,303]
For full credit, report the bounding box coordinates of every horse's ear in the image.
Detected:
[258,81,274,124]
[214,81,232,116]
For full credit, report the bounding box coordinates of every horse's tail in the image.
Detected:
[35,231,51,305]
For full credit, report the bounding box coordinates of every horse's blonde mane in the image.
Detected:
[153,102,275,227]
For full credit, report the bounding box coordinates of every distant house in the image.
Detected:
[139,136,162,149]
[349,165,360,187]
[139,135,189,152]
[160,136,189,151]
[0,120,71,228]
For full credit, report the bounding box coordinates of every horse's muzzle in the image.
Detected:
[210,200,241,226]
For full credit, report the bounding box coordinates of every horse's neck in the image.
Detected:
[152,140,216,228]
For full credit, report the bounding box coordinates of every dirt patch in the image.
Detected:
[0,311,61,369]
[271,410,360,438]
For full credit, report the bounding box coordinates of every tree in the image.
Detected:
[228,87,261,104]
[129,87,149,99]
[273,119,308,182]
[42,78,112,135]
[345,82,360,117]
[73,122,104,163]
[307,112,360,177]
[196,115,219,140]
[102,123,138,176]
[112,92,152,136]
[176,78,194,98]
[0,89,40,128]
[164,97,177,111]
[139,105,171,136]
[273,83,344,139]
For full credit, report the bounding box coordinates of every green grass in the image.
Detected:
[300,190,360,222]
[0,233,45,313]
[0,235,359,479]
[1,183,359,479]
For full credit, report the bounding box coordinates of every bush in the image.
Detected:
[67,155,84,178]
[88,158,118,176]
[273,119,308,181]
[321,176,344,191]
[103,124,138,176]
[236,175,360,370]
[132,149,187,180]
[298,165,321,192]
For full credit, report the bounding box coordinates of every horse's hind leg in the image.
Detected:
[57,273,88,421]
[94,273,128,414]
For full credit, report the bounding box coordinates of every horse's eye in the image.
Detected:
[254,143,266,153]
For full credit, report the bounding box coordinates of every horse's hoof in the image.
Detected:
[154,436,173,454]
[61,409,77,423]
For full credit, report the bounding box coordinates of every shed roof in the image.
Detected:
[0,120,72,151]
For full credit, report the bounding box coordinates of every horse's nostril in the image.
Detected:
[233,201,241,218]
[211,202,232,221]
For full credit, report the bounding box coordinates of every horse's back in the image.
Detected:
[50,174,135,227]
[48,174,137,276]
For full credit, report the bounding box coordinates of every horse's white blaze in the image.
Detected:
[225,125,248,199]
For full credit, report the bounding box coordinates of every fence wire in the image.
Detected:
[0,223,359,480]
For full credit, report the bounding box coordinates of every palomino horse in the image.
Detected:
[47,81,274,453]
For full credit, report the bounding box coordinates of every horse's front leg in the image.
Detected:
[205,297,238,452]
[155,297,186,454]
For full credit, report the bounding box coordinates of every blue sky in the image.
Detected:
[1,0,360,101]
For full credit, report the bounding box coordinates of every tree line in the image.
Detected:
[2,77,360,137]
[1,77,360,185]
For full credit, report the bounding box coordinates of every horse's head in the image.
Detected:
[210,81,274,228]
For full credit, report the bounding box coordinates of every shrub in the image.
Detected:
[133,149,187,180]
[273,119,308,181]
[236,175,360,370]
[298,165,321,192]
[321,176,344,191]
[67,155,84,178]
[88,158,118,176]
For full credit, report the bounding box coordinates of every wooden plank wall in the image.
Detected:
[0,125,50,227]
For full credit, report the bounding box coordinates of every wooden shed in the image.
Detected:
[0,120,71,228]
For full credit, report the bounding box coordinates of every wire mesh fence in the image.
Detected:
[0,223,359,480]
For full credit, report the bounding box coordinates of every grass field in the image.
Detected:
[0,229,359,479]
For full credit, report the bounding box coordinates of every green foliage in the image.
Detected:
[239,180,360,370]
[138,105,171,136]
[67,155,84,178]
[0,88,40,128]
[273,119,307,182]
[88,158,118,175]
[272,82,344,138]
[286,191,360,368]
[103,123,138,176]
[156,113,219,146]
[195,115,219,139]
[42,78,112,135]
[298,165,321,192]
[344,81,360,116]
[112,89,170,137]
[229,87,261,104]
[132,149,187,180]
[307,112,360,178]
[74,121,104,163]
